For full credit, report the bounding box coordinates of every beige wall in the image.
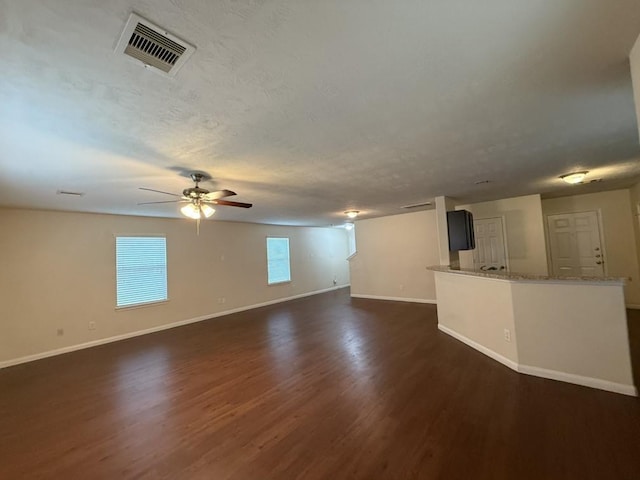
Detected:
[349,210,439,301]
[542,189,640,306]
[457,194,548,275]
[630,181,640,284]
[512,281,633,387]
[631,33,640,141]
[435,272,519,363]
[0,208,350,364]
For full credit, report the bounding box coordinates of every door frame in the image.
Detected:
[544,209,608,276]
[474,216,511,272]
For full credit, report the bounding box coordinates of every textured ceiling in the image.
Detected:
[1,0,640,226]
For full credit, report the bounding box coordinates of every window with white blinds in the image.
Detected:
[266,237,291,285]
[116,236,168,308]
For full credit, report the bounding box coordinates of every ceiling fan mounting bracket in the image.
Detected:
[190,173,207,185]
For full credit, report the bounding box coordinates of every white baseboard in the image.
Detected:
[517,364,638,397]
[437,323,638,397]
[350,293,437,304]
[626,304,640,310]
[0,285,349,370]
[437,324,519,371]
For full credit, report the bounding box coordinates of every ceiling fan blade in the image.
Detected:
[209,199,253,208]
[139,187,181,197]
[203,189,237,200]
[137,200,185,205]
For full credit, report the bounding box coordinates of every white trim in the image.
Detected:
[115,299,169,311]
[437,324,519,370]
[0,285,349,370]
[517,364,638,397]
[437,324,637,397]
[350,294,437,304]
[626,304,640,310]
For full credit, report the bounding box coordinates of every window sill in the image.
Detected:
[268,280,292,286]
[116,299,169,311]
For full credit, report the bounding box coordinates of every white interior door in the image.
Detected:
[473,217,508,272]
[547,211,604,277]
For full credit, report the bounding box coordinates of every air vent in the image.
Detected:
[115,13,195,77]
[56,190,85,197]
[401,201,432,209]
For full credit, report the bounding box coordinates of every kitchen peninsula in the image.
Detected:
[429,266,636,396]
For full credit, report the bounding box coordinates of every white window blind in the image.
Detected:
[266,237,291,285]
[116,236,167,308]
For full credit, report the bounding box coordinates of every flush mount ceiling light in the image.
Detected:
[560,171,588,184]
[345,210,359,219]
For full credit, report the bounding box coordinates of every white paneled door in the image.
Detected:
[547,211,604,277]
[473,217,508,272]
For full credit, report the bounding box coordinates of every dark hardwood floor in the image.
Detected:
[1,288,639,479]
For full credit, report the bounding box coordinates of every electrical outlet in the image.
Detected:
[400,284,404,291]
[56,328,64,336]
[88,321,96,330]
[221,297,226,304]
[504,328,511,342]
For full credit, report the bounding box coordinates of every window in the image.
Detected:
[346,223,357,257]
[116,236,167,308]
[266,237,291,285]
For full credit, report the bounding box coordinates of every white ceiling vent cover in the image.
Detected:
[115,13,195,77]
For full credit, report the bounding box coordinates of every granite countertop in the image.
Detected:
[427,265,626,284]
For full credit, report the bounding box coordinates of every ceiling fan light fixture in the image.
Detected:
[560,171,588,184]
[201,204,215,218]
[181,203,201,219]
[345,210,359,219]
[181,202,215,219]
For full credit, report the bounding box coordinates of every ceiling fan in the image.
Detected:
[139,172,252,234]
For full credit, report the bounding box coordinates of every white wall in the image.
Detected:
[457,194,548,275]
[349,210,439,302]
[0,208,350,364]
[542,189,640,306]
